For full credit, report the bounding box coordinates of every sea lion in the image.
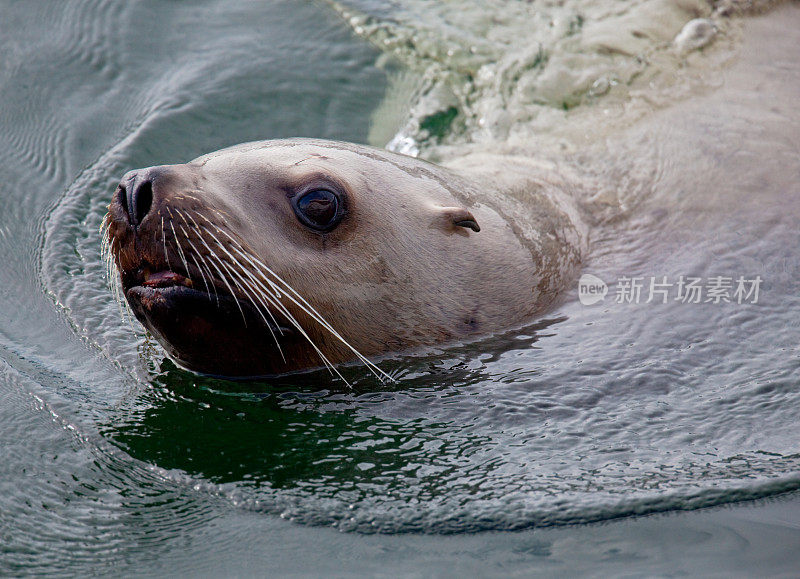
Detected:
[104,139,586,378]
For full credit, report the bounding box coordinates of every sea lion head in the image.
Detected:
[105,139,540,378]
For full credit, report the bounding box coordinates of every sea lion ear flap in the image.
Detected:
[439,207,481,232]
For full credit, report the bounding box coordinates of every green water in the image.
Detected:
[3,0,800,575]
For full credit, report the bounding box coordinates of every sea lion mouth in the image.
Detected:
[123,266,292,338]
[141,269,194,289]
[122,266,300,377]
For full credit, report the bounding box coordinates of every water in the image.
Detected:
[3,0,800,574]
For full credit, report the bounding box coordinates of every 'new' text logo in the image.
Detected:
[578,274,607,305]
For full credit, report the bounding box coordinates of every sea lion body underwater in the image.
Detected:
[105,139,587,377]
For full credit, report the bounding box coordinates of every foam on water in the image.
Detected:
[330,0,778,159]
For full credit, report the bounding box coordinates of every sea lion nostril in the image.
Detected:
[122,176,153,227]
[116,184,128,218]
[133,179,153,225]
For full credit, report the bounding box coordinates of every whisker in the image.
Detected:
[108,247,133,329]
[194,234,286,337]
[201,246,287,363]
[184,241,212,296]
[99,213,111,236]
[202,245,342,377]
[184,238,220,306]
[190,225,336,371]
[206,224,387,377]
[168,220,192,281]
[175,209,220,305]
[161,215,171,270]
[187,228,249,327]
[184,218,296,361]
[198,219,344,336]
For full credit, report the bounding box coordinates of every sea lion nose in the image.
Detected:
[117,169,155,228]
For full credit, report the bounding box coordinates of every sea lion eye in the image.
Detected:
[293,189,343,232]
